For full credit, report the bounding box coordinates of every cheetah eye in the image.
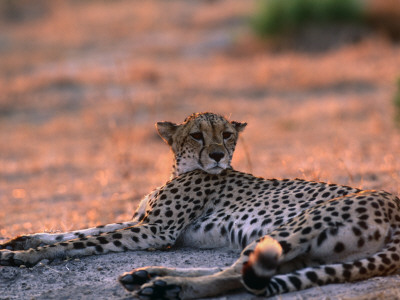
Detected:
[222,132,232,139]
[190,132,203,141]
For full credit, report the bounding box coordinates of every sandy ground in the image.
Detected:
[1,248,400,300]
[2,0,400,299]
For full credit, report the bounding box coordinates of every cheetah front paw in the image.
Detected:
[119,266,176,291]
[119,269,153,291]
[0,250,25,267]
[136,279,182,300]
[0,235,44,251]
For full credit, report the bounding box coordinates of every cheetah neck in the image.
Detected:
[170,162,179,179]
[170,159,234,180]
[170,156,183,179]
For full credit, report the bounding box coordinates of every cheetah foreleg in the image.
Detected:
[0,224,178,267]
[0,221,138,251]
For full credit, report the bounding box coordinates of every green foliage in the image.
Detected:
[251,0,365,37]
[394,78,400,126]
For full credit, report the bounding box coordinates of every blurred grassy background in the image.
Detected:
[1,0,400,238]
[251,0,365,38]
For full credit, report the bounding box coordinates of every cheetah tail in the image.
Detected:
[241,236,282,294]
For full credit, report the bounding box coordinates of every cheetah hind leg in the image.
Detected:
[119,237,282,298]
[119,266,225,292]
[258,233,400,297]
[125,267,243,300]
[242,227,400,297]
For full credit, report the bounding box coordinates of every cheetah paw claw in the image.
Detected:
[119,270,152,291]
[0,250,24,267]
[137,280,181,300]
[0,235,43,251]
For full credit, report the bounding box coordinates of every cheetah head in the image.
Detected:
[156,112,246,177]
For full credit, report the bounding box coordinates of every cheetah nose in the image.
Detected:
[209,151,224,162]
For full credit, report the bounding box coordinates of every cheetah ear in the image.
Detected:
[156,121,179,145]
[231,121,247,133]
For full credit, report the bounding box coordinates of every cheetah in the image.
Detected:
[1,112,400,300]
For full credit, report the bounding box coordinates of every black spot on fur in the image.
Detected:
[374,230,381,241]
[334,242,345,253]
[150,227,157,234]
[359,267,367,274]
[342,213,351,220]
[73,242,85,249]
[204,223,214,232]
[306,271,318,283]
[112,233,122,239]
[358,221,368,230]
[342,270,351,279]
[325,267,336,276]
[96,237,109,244]
[391,253,400,261]
[355,207,367,213]
[301,227,312,235]
[262,219,272,226]
[352,227,362,236]
[288,276,302,289]
[313,222,322,229]
[269,277,286,292]
[220,226,227,236]
[317,231,327,246]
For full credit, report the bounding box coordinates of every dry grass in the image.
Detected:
[1,0,400,240]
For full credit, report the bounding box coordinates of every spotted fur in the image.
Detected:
[1,112,400,300]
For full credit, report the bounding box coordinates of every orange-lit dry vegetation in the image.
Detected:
[1,0,400,241]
